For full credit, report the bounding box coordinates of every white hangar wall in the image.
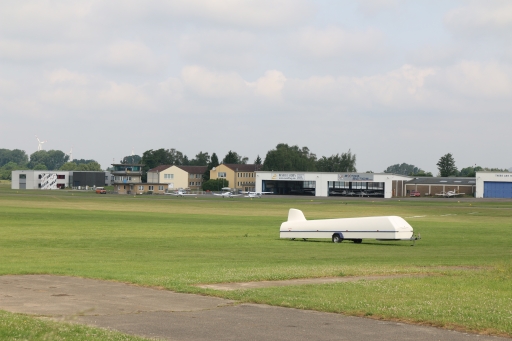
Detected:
[255,172,411,198]
[475,172,512,198]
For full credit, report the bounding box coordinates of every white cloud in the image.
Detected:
[445,1,512,38]
[430,61,512,100]
[178,30,260,70]
[155,0,312,29]
[46,69,89,85]
[253,70,286,100]
[181,65,249,98]
[357,0,402,15]
[292,26,385,60]
[0,39,80,62]
[0,1,94,40]
[100,40,162,74]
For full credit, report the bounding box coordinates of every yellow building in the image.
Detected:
[147,165,207,190]
[210,164,261,192]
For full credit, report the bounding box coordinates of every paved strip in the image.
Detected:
[0,275,509,341]
[197,274,430,291]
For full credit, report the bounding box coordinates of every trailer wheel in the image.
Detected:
[332,234,342,243]
[353,239,362,244]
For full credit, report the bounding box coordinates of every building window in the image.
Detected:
[149,185,154,191]
[189,182,194,186]
[164,174,174,179]
[57,175,65,179]
[190,174,194,178]
[196,174,201,178]
[218,172,226,178]
[158,186,164,191]
[138,186,144,190]
[19,174,26,179]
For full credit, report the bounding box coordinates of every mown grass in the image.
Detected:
[0,185,511,338]
[0,311,150,341]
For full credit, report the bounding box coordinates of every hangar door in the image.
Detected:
[484,182,512,198]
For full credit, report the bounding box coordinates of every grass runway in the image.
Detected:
[0,185,511,339]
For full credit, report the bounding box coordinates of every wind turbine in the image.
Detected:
[35,135,47,151]
[67,147,73,162]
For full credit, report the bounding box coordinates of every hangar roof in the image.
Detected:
[406,177,476,185]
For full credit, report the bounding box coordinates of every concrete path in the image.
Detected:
[0,275,508,341]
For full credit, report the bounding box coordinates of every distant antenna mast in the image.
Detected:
[131,147,134,156]
[35,135,47,151]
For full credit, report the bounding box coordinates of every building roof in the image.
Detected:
[175,165,208,174]
[405,177,476,185]
[221,164,262,172]
[111,163,144,166]
[148,165,173,172]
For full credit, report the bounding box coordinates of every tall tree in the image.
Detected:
[141,148,188,182]
[254,155,262,165]
[222,150,248,164]
[384,163,422,175]
[437,153,458,177]
[76,161,102,171]
[0,149,28,167]
[262,144,317,171]
[190,151,210,166]
[203,152,220,181]
[29,150,69,170]
[316,150,356,172]
[210,153,219,168]
[121,155,142,164]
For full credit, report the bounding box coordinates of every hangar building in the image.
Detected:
[475,172,512,198]
[11,170,110,190]
[255,172,411,198]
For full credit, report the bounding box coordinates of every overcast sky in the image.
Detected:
[1,0,511,173]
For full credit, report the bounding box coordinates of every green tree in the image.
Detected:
[262,144,317,171]
[190,151,210,166]
[203,153,220,181]
[29,150,68,170]
[222,150,248,164]
[33,164,48,170]
[437,153,458,177]
[121,155,142,164]
[254,155,262,165]
[0,161,27,180]
[316,150,356,172]
[202,178,229,191]
[384,163,422,175]
[0,149,28,167]
[459,166,482,177]
[59,162,78,171]
[141,148,188,182]
[411,170,433,177]
[76,161,102,171]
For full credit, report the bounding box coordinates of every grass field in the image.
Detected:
[0,184,511,339]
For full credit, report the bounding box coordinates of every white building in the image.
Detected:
[11,170,113,190]
[255,172,411,198]
[11,170,70,190]
[475,172,512,198]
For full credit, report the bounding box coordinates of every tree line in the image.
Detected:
[0,149,101,180]
[126,144,357,182]
[2,146,508,182]
[384,153,509,178]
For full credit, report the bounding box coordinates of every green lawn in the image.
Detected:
[0,186,511,338]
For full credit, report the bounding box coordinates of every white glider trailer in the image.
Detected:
[280,209,421,245]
